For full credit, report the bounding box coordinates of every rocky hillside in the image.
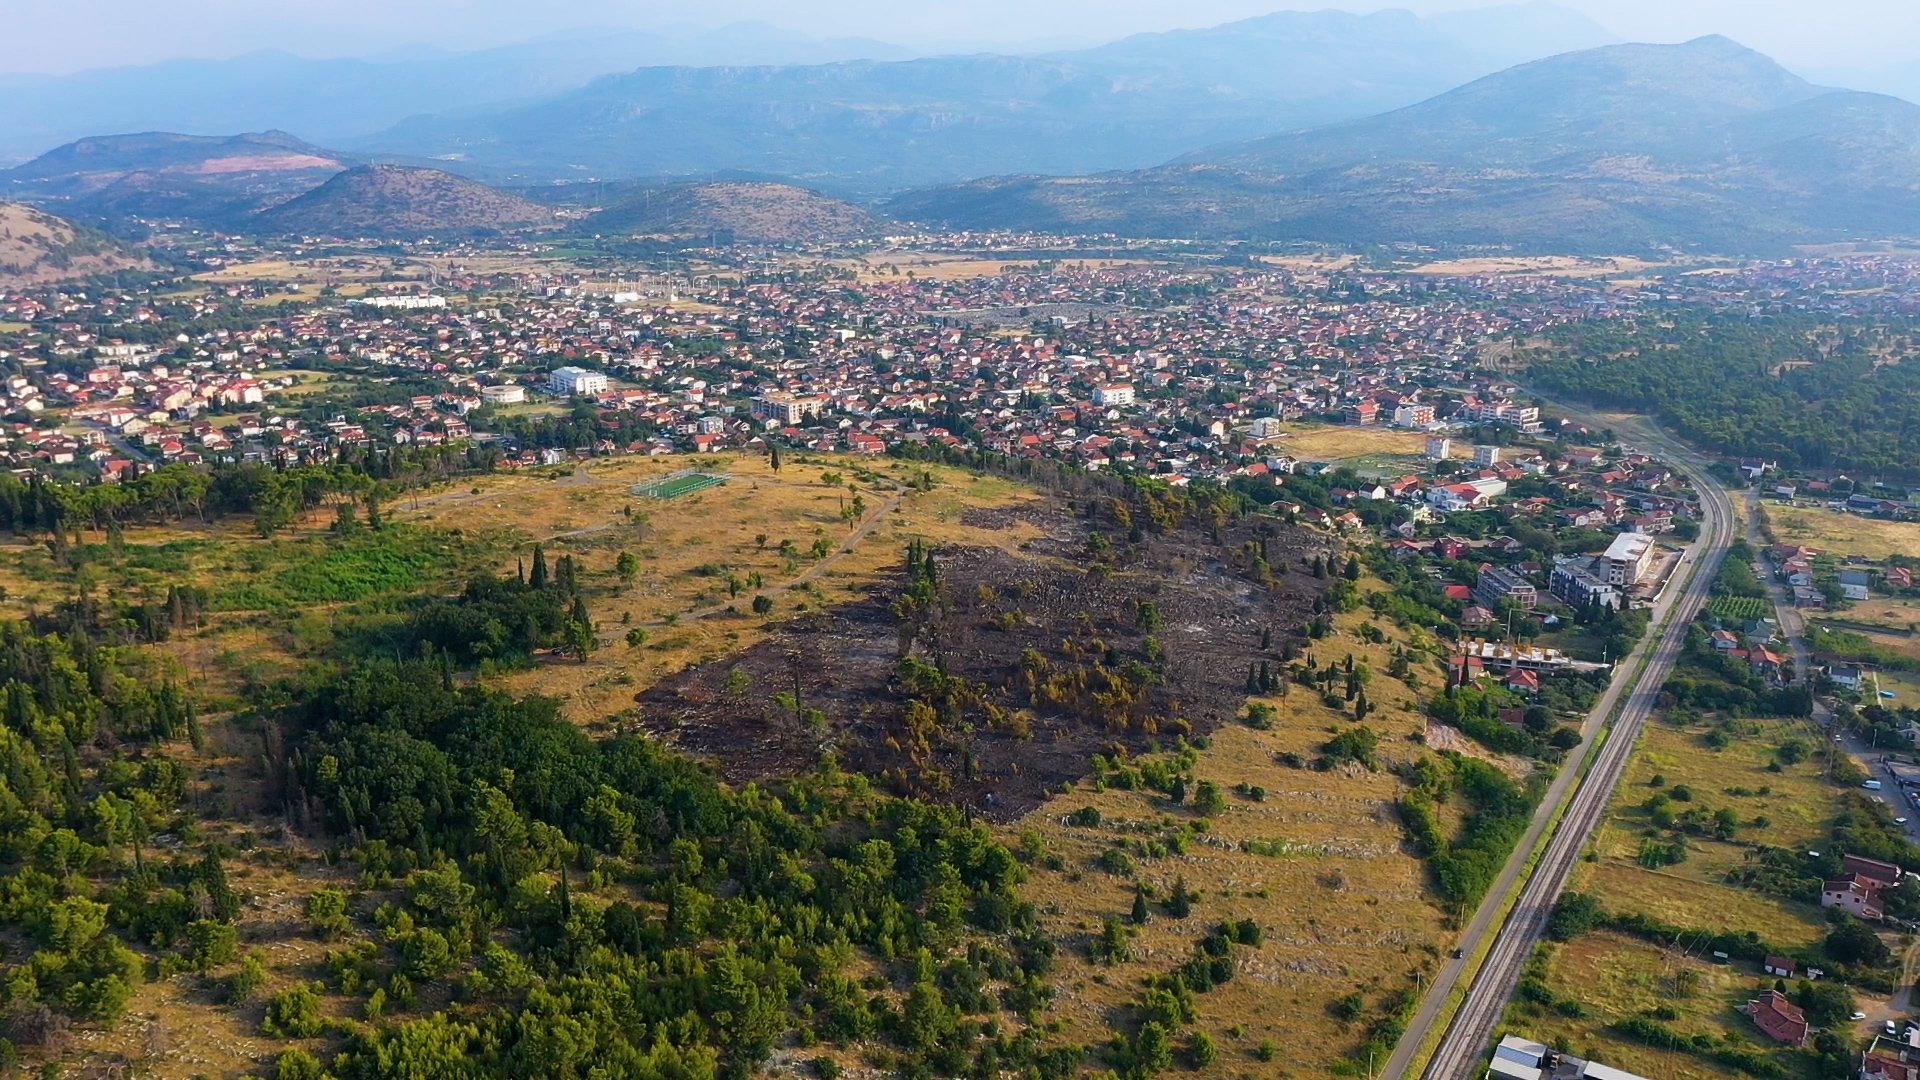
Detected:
[583,182,874,243]
[0,202,145,285]
[251,164,558,238]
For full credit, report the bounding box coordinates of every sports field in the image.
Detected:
[632,470,729,499]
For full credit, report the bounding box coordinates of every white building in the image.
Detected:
[1474,444,1502,467]
[1487,1035,1648,1080]
[480,385,526,405]
[1091,383,1135,407]
[1424,435,1452,462]
[352,295,445,310]
[549,367,609,397]
[1602,532,1656,587]
[752,393,824,425]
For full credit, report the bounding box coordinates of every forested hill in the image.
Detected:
[1520,312,1920,477]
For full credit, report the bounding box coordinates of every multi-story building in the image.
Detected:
[1550,558,1622,611]
[751,392,824,425]
[549,366,609,396]
[1474,566,1538,610]
[1092,383,1135,407]
[1601,532,1656,586]
[1424,435,1452,462]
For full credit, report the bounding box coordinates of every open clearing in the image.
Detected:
[1276,424,1435,463]
[1510,711,1855,1070]
[1767,503,1920,561]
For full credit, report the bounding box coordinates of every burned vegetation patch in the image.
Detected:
[637,488,1343,818]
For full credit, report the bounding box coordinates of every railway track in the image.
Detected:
[1397,426,1737,1080]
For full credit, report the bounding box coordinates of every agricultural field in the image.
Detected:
[1767,503,1920,562]
[1706,595,1773,623]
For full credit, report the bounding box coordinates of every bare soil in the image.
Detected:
[636,495,1340,818]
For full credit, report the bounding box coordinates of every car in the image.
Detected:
[1900,818,1910,826]
[1450,948,1464,959]
[1889,1019,1900,1035]
[1854,1011,1868,1020]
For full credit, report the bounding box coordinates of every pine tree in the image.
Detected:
[1130,884,1150,925]
[529,544,549,589]
[1165,875,1194,919]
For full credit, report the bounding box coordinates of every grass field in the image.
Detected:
[389,452,1042,723]
[1276,424,1437,463]
[1509,931,1777,1080]
[632,471,728,499]
[1511,711,1860,1071]
[1768,504,1920,561]
[1008,599,1499,1078]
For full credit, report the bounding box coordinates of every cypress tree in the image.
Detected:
[529,544,549,589]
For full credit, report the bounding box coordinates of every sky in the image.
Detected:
[6,0,1920,75]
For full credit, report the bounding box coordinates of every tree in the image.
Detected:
[529,544,550,590]
[615,551,639,590]
[1192,780,1227,816]
[1130,884,1150,925]
[769,444,783,472]
[1164,876,1194,918]
[751,595,774,615]
[1824,917,1891,967]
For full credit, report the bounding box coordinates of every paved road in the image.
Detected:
[1391,408,1737,1080]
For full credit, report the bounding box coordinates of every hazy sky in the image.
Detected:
[8,0,1920,74]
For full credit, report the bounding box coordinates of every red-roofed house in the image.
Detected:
[1742,990,1807,1047]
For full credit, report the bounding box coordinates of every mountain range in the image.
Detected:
[0,23,912,165]
[4,14,1919,257]
[888,36,1920,253]
[338,5,1617,191]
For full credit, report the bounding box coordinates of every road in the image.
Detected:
[1389,408,1738,1080]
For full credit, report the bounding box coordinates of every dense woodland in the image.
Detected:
[1525,311,1920,478]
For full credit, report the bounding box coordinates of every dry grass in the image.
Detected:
[1512,931,1778,1080]
[1274,424,1433,463]
[1005,599,1491,1077]
[1408,255,1676,278]
[1767,504,1920,561]
[1517,713,1859,1070]
[388,452,1042,723]
[831,250,1160,283]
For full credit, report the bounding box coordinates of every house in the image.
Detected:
[1845,853,1902,887]
[1709,629,1740,652]
[1840,568,1873,602]
[1829,663,1867,691]
[1762,955,1794,978]
[1741,989,1808,1047]
[1864,1035,1920,1080]
[1505,668,1540,695]
[1821,875,1885,921]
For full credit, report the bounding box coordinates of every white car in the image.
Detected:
[1854,1011,1868,1020]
